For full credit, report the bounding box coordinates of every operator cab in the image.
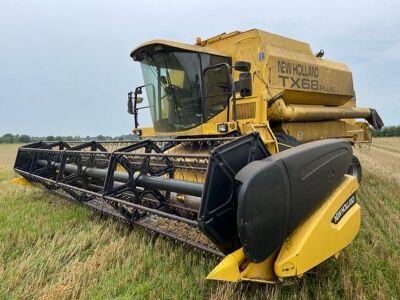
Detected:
[130,41,232,133]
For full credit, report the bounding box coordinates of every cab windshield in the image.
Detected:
[140,51,231,132]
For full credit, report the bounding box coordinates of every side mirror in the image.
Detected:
[128,84,155,129]
[128,85,148,128]
[127,89,144,115]
[233,61,252,97]
[127,91,134,115]
[234,61,251,72]
[235,72,252,97]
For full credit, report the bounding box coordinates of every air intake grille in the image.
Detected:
[237,102,256,119]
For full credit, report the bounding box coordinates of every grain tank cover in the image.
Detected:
[202,29,355,106]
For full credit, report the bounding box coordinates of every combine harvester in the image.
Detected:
[14,29,383,283]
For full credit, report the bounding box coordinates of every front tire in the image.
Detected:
[348,155,362,183]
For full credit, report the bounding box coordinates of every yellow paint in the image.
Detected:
[132,28,372,146]
[278,120,369,143]
[207,175,360,283]
[240,122,278,154]
[202,29,355,104]
[11,177,32,186]
[275,175,360,278]
[141,120,238,137]
[206,248,276,283]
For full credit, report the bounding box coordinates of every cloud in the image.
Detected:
[0,0,399,135]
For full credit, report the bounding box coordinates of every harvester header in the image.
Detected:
[14,29,382,283]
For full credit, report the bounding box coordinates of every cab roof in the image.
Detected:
[130,39,229,61]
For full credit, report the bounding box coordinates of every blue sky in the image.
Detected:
[0,0,399,136]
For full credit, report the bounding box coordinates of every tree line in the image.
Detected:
[371,125,400,137]
[0,133,139,144]
[1,126,399,144]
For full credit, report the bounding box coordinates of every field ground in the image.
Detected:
[0,139,399,299]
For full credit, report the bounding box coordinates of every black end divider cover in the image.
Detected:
[198,132,270,254]
[235,139,352,263]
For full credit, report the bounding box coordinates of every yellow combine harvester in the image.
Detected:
[14,29,383,283]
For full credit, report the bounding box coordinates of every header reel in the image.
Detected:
[14,133,360,282]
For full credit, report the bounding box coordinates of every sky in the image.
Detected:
[0,0,399,136]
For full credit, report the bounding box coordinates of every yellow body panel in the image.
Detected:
[141,121,238,137]
[133,29,372,145]
[202,29,355,105]
[276,120,369,143]
[207,175,360,283]
[275,175,360,278]
[206,248,276,283]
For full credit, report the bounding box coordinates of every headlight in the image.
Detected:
[217,123,228,133]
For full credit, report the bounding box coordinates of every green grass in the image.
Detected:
[0,141,399,299]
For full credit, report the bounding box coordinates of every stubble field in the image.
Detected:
[0,138,399,299]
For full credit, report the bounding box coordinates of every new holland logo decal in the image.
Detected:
[331,194,356,224]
